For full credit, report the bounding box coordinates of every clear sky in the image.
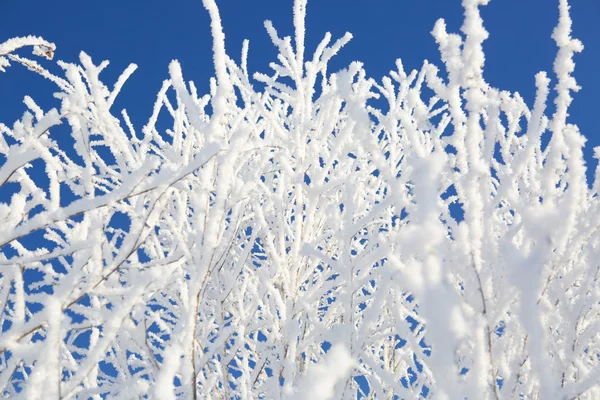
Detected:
[1,0,599,178]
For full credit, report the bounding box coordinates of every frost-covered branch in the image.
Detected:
[0,0,598,398]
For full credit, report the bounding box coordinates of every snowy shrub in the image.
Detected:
[0,0,598,398]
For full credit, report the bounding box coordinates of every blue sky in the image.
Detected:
[1,0,599,177]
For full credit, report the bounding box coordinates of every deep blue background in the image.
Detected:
[1,0,599,174]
